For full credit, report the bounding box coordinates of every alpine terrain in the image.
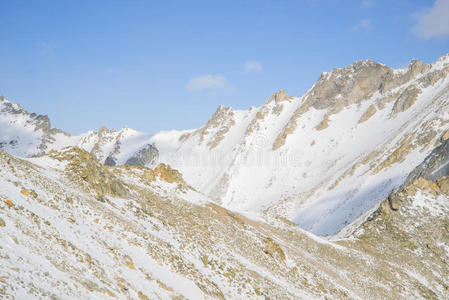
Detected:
[1,54,449,299]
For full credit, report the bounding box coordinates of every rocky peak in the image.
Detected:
[0,96,23,114]
[201,104,234,130]
[305,58,435,114]
[307,60,391,112]
[124,143,159,167]
[197,104,235,147]
[379,59,430,93]
[212,104,233,118]
[408,59,428,76]
[98,125,115,136]
[267,90,288,103]
[0,95,69,156]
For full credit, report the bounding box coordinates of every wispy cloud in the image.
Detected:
[185,75,228,92]
[412,0,449,39]
[243,60,263,72]
[361,0,375,7]
[350,19,372,31]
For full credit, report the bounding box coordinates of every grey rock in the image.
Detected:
[403,138,449,186]
[388,192,401,211]
[125,144,159,166]
[104,156,117,166]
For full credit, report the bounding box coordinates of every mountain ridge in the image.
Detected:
[2,54,449,236]
[1,54,449,298]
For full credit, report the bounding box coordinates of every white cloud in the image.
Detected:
[244,60,263,72]
[361,0,375,7]
[350,19,372,31]
[413,0,449,39]
[185,75,228,92]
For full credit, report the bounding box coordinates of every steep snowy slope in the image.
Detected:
[2,54,449,236]
[148,54,449,235]
[0,147,448,299]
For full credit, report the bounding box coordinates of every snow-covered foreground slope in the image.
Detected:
[2,54,449,236]
[0,147,448,299]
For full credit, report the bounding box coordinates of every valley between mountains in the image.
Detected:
[1,54,449,299]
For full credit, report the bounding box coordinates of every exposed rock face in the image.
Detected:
[89,126,118,162]
[104,155,117,166]
[404,137,449,186]
[152,163,184,183]
[125,144,159,166]
[391,85,420,117]
[358,104,377,123]
[308,60,392,113]
[196,105,236,149]
[307,59,426,114]
[441,130,449,142]
[49,147,129,198]
[379,59,430,92]
[269,89,287,103]
[315,113,330,130]
[272,58,441,150]
[388,192,401,210]
[382,134,449,212]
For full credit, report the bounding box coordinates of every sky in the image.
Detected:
[1,0,449,135]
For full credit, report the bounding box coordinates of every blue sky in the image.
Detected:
[1,0,449,135]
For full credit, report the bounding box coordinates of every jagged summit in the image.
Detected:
[0,94,69,157]
[1,54,449,298]
[2,53,449,236]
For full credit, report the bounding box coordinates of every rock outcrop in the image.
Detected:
[125,143,159,166]
[1,144,449,299]
[404,137,449,186]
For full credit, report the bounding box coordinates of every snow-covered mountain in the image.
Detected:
[0,97,156,166]
[152,54,449,235]
[0,134,448,299]
[2,54,449,237]
[0,95,71,157]
[1,54,449,299]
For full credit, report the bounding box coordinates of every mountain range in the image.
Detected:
[1,54,449,299]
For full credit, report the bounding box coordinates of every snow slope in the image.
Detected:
[1,147,448,299]
[148,55,449,235]
[2,54,449,236]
